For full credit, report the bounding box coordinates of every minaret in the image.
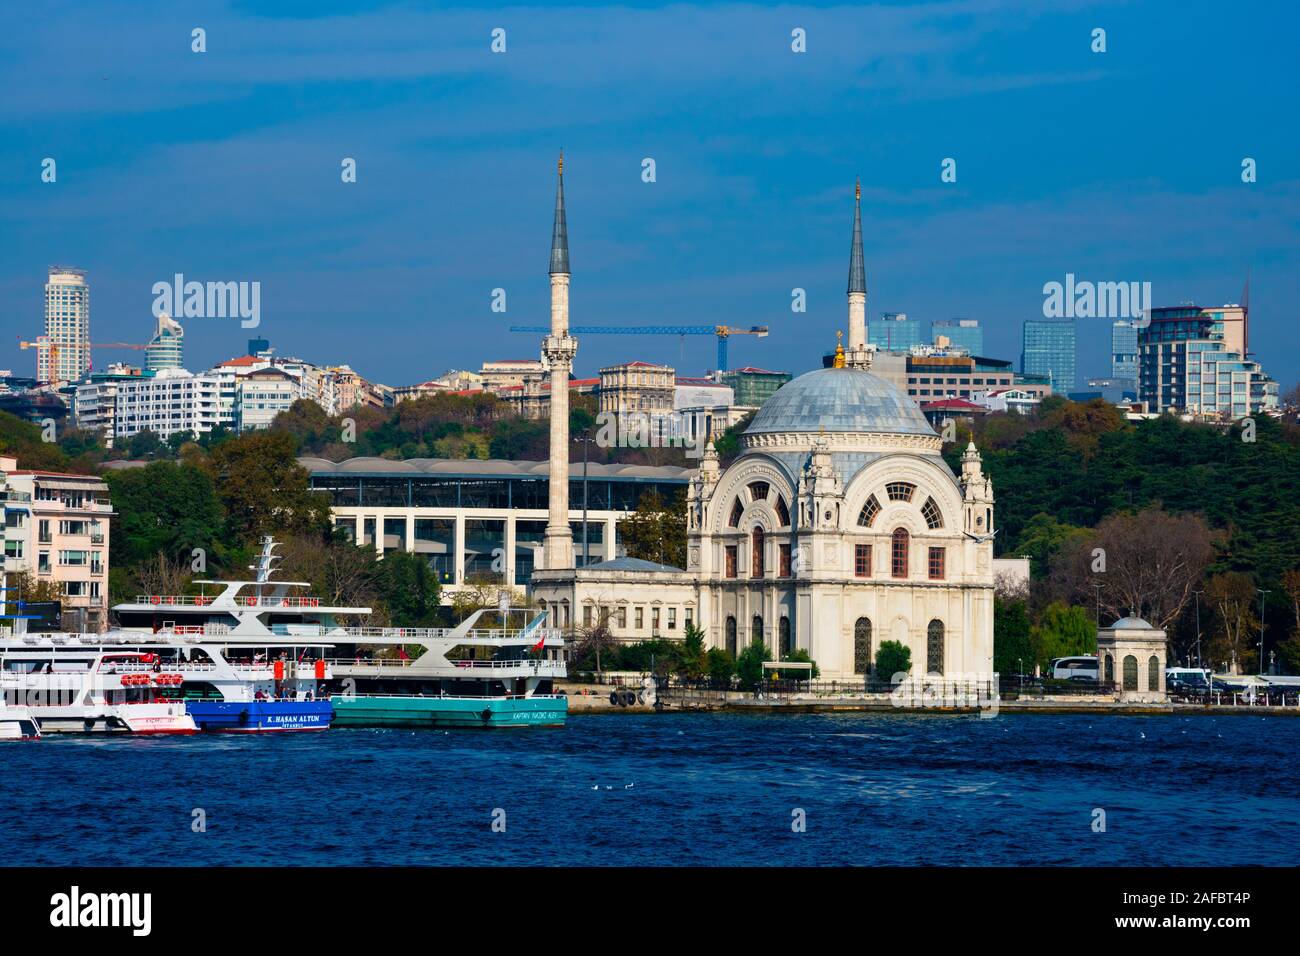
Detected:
[542,152,577,572]
[844,179,872,370]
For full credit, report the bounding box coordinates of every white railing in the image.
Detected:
[328,657,564,672]
[134,595,331,608]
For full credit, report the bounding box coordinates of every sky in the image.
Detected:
[2,0,1298,390]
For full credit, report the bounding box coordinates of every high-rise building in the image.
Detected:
[145,313,184,371]
[932,319,984,356]
[1021,318,1076,393]
[1111,320,1139,383]
[40,266,91,383]
[1138,304,1276,418]
[868,312,924,352]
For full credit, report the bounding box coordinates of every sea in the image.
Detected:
[4,712,1297,866]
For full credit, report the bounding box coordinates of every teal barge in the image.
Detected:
[332,694,567,728]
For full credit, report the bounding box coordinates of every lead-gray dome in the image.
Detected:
[745,367,935,437]
[1110,616,1154,629]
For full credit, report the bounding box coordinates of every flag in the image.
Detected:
[398,647,409,660]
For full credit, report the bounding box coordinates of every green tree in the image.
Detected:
[776,647,819,680]
[617,489,687,568]
[705,647,735,688]
[875,640,911,681]
[105,461,224,571]
[378,550,442,628]
[202,431,331,546]
[124,428,169,460]
[1029,602,1096,670]
[735,639,770,689]
[994,596,1033,675]
[677,623,708,678]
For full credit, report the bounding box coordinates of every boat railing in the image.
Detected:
[326,656,564,672]
[332,692,567,701]
[135,595,330,609]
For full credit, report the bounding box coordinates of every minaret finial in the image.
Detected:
[833,330,846,368]
[549,151,569,275]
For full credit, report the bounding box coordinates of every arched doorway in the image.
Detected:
[926,619,944,675]
[854,618,872,675]
[1123,655,1138,691]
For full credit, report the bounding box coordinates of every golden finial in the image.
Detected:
[855,178,861,202]
[833,330,846,369]
[558,149,564,175]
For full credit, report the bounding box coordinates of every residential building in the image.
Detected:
[73,365,148,446]
[721,367,792,407]
[1138,305,1277,418]
[113,367,237,442]
[868,312,924,352]
[873,349,1018,401]
[932,319,983,356]
[39,266,91,384]
[971,386,1042,415]
[1021,317,1077,393]
[235,366,300,431]
[498,375,599,420]
[0,457,112,632]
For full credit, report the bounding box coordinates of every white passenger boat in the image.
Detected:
[111,536,568,727]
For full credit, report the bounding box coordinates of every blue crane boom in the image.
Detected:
[506,324,768,372]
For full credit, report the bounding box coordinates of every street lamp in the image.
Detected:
[1257,589,1270,677]
[574,431,598,568]
[1192,589,1203,670]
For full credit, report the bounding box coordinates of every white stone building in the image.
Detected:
[533,182,997,680]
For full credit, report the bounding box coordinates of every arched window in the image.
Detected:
[751,528,765,577]
[778,617,792,658]
[891,528,909,578]
[854,618,872,675]
[886,482,916,502]
[751,615,764,646]
[1123,655,1138,691]
[1104,654,1114,685]
[774,496,790,527]
[920,497,943,529]
[747,481,770,502]
[725,616,737,657]
[858,494,881,528]
[1148,655,1160,691]
[927,620,944,675]
[728,498,743,527]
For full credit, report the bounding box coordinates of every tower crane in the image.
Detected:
[506,324,768,372]
[19,338,152,383]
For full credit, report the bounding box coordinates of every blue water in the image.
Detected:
[4,712,1297,866]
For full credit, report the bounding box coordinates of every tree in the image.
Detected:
[875,640,911,682]
[124,429,169,460]
[777,647,819,680]
[1205,571,1259,674]
[378,550,442,628]
[571,613,618,676]
[1050,506,1215,630]
[202,431,331,546]
[617,489,687,568]
[677,622,708,678]
[275,532,385,623]
[735,639,770,689]
[994,596,1033,675]
[104,461,223,572]
[705,647,735,688]
[1028,602,1095,671]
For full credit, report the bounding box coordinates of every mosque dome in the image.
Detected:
[745,367,935,438]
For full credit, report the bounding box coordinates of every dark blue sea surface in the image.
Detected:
[3,712,1297,866]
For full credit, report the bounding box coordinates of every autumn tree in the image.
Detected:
[617,489,687,568]
[1205,571,1259,674]
[201,431,331,546]
[1049,506,1215,630]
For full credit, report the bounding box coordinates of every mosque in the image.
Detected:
[531,164,996,680]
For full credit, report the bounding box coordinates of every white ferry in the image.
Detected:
[111,537,568,728]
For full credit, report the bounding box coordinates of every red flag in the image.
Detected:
[398,647,409,660]
[531,633,546,653]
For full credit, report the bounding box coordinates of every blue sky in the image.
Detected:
[2,0,1297,389]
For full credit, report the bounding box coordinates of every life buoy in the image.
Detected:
[150,596,160,605]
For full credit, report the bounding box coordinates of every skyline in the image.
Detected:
[3,1,1297,389]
